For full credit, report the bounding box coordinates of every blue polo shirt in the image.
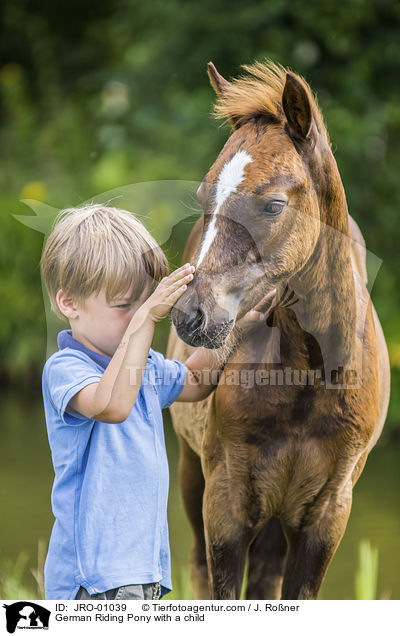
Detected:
[42,329,186,600]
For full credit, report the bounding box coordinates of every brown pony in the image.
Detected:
[166,61,390,600]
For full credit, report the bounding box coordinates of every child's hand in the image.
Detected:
[235,288,277,328]
[142,263,195,323]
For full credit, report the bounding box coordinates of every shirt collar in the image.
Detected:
[57,329,152,369]
[57,330,111,369]
[57,329,153,370]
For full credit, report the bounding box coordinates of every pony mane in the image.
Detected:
[212,60,329,143]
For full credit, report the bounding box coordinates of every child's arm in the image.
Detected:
[68,263,195,423]
[176,347,224,402]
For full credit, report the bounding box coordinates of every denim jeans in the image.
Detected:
[75,582,161,600]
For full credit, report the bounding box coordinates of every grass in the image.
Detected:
[354,539,389,600]
[0,539,389,600]
[0,540,45,600]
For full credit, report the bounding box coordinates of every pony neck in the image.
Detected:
[286,151,360,380]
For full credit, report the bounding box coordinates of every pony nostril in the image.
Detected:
[188,307,205,333]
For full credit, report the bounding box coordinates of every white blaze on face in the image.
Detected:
[196,150,253,267]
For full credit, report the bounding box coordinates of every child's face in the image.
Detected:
[72,283,150,357]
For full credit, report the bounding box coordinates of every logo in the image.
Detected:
[2,603,50,634]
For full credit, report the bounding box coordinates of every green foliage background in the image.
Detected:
[1,0,399,430]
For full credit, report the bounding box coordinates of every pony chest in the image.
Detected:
[213,377,362,448]
[215,377,317,428]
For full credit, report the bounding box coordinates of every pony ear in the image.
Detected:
[207,61,231,97]
[207,62,241,129]
[282,73,312,141]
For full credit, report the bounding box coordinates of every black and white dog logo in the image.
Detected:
[3,602,50,633]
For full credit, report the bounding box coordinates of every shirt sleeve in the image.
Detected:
[43,350,103,426]
[150,350,187,409]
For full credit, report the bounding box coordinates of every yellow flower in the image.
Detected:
[20,181,48,202]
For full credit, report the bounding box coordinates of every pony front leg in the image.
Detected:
[281,483,353,600]
[202,471,255,600]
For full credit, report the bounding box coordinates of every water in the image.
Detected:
[0,388,399,599]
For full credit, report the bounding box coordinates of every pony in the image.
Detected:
[166,60,390,600]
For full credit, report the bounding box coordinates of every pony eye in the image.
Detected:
[261,199,286,216]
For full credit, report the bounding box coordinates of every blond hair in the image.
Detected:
[41,204,169,322]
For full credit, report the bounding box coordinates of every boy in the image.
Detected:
[41,204,264,601]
